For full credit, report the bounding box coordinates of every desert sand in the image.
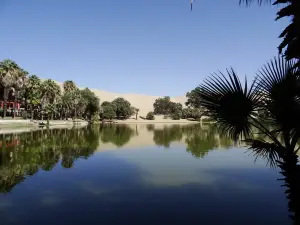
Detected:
[54,81,193,122]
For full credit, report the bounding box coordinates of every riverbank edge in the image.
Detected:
[0,120,88,128]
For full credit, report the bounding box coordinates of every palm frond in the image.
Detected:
[239,0,272,6]
[197,68,261,140]
[245,138,282,168]
[255,56,300,133]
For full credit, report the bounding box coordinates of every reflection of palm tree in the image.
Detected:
[100,124,135,147]
[0,126,101,193]
[153,125,183,148]
[146,124,155,132]
[184,125,232,158]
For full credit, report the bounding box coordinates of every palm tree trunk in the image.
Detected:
[278,151,300,224]
[31,105,34,120]
[2,88,8,119]
[13,91,18,119]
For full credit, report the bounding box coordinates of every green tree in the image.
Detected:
[146,111,155,120]
[131,107,139,120]
[153,96,172,115]
[185,87,202,108]
[0,59,20,118]
[171,111,181,120]
[102,104,116,120]
[23,75,42,120]
[40,79,61,120]
[80,88,100,120]
[12,68,28,118]
[111,97,132,119]
[169,102,183,114]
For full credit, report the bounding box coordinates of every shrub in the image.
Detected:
[171,111,181,120]
[146,112,155,120]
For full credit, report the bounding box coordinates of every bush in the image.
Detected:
[146,112,155,120]
[171,111,181,120]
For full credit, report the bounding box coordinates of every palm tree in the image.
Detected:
[40,79,61,121]
[0,60,20,118]
[135,108,139,120]
[198,56,299,160]
[197,56,300,222]
[12,68,28,118]
[58,92,73,120]
[24,75,42,120]
[63,80,76,93]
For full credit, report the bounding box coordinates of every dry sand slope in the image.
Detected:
[55,81,187,117]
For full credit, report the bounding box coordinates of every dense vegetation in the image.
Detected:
[0,59,140,122]
[0,59,100,121]
[152,90,206,121]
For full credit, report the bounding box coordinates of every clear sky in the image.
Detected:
[0,0,287,96]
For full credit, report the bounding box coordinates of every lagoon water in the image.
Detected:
[0,124,291,225]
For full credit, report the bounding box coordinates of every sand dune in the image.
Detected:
[55,81,187,117]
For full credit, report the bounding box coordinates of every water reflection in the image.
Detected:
[0,127,100,193]
[0,124,232,194]
[100,124,135,147]
[0,124,297,224]
[152,125,183,148]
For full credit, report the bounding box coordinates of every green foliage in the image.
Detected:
[102,104,116,120]
[41,79,61,105]
[171,111,181,120]
[111,97,132,119]
[153,125,183,148]
[181,107,202,120]
[24,75,42,106]
[146,111,155,120]
[80,88,100,117]
[100,125,135,147]
[185,87,202,108]
[153,96,183,115]
[91,113,100,122]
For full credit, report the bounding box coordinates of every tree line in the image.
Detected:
[0,59,141,122]
[147,89,206,121]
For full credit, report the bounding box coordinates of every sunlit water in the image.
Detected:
[0,124,291,225]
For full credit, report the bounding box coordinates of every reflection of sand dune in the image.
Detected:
[96,124,235,152]
[97,124,187,151]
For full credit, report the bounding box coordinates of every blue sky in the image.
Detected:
[0,0,287,96]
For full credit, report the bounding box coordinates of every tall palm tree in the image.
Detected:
[12,68,28,118]
[58,92,73,120]
[40,79,61,120]
[23,75,42,120]
[63,80,76,93]
[197,56,300,222]
[0,60,20,118]
[198,56,299,159]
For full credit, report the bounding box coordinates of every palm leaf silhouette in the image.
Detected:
[197,68,260,140]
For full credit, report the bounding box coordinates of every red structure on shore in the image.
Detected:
[0,101,21,110]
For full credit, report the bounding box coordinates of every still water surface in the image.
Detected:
[0,124,291,225]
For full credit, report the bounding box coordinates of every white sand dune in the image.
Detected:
[55,81,187,117]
